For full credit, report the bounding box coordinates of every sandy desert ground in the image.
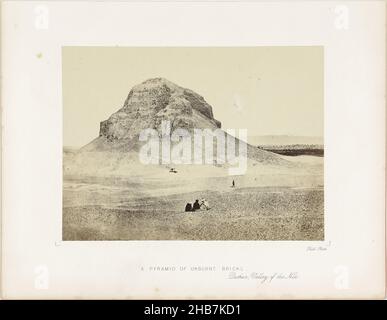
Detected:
[63,153,324,241]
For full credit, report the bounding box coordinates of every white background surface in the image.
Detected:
[1,1,385,298]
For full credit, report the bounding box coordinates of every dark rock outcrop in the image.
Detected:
[96,78,221,144]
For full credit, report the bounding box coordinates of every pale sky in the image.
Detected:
[63,47,323,147]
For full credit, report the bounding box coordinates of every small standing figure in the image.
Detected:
[232,180,235,188]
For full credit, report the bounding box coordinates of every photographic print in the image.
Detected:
[2,0,385,300]
[62,47,324,241]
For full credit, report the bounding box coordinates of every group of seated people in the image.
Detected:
[185,199,210,212]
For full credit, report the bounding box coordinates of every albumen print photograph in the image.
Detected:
[62,47,324,241]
